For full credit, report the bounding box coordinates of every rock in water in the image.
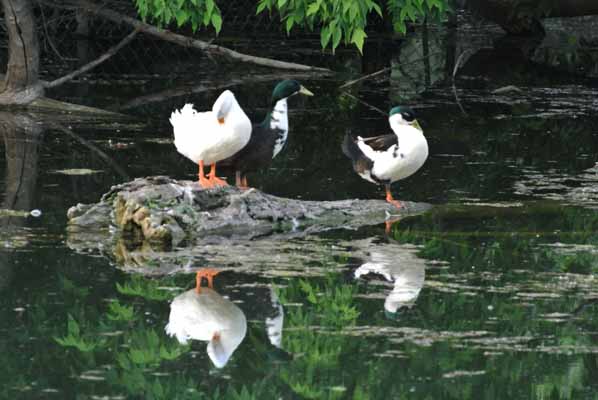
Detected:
[67,176,431,249]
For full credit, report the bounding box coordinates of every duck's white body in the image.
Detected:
[352,240,426,314]
[270,98,289,158]
[165,287,247,368]
[357,122,428,184]
[265,287,284,348]
[169,90,251,165]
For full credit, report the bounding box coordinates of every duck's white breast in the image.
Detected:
[371,127,428,182]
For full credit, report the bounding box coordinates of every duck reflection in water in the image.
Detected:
[353,243,426,315]
[165,268,247,368]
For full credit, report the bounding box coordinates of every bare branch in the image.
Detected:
[119,72,321,111]
[339,91,386,116]
[44,28,140,89]
[339,67,390,89]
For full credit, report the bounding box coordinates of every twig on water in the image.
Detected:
[50,122,130,180]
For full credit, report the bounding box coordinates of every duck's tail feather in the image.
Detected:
[342,133,361,160]
[170,103,208,138]
[342,134,374,177]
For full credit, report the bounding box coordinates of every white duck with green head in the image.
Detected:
[342,106,428,208]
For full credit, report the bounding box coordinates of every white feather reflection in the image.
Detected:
[165,287,247,368]
[352,239,426,314]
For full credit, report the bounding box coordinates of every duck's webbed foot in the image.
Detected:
[384,184,404,210]
[209,163,228,187]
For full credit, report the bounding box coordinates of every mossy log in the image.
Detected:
[67,176,432,250]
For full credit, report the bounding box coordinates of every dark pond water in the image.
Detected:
[2,12,598,399]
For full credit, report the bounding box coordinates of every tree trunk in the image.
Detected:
[0,0,44,104]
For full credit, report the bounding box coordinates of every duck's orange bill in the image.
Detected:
[218,117,225,124]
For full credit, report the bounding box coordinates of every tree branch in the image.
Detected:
[44,28,140,89]
[118,72,321,111]
[50,0,331,73]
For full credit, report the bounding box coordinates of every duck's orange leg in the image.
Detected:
[195,268,221,293]
[385,184,403,210]
[208,163,228,187]
[198,160,212,188]
[235,171,249,190]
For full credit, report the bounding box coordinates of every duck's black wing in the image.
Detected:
[360,133,398,152]
[220,122,280,173]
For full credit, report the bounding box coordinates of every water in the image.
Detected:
[2,13,598,399]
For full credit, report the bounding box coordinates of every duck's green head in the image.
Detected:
[271,80,314,105]
[389,106,421,131]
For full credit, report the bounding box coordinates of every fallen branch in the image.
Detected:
[44,28,140,89]
[51,0,331,73]
[118,72,322,111]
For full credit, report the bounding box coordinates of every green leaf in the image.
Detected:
[306,1,319,16]
[320,25,331,48]
[175,9,188,27]
[394,21,406,34]
[349,3,358,20]
[286,15,295,34]
[211,12,222,34]
[256,0,268,14]
[332,26,342,51]
[351,27,367,53]
[372,2,382,16]
[163,6,172,22]
[206,0,215,17]
[277,0,287,8]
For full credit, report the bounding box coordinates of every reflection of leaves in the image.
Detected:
[116,276,173,301]
[54,314,105,352]
[59,276,89,297]
[120,330,189,368]
[106,300,136,321]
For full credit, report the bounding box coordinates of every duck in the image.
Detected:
[169,90,251,188]
[342,106,428,209]
[165,268,247,368]
[220,80,313,188]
